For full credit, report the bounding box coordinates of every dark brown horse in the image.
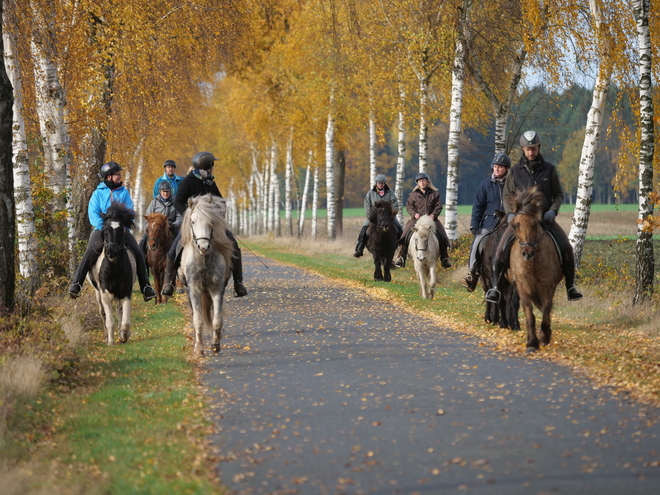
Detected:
[144,213,173,304]
[365,200,399,282]
[480,211,520,330]
[507,187,563,352]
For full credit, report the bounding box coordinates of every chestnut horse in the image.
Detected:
[144,213,173,304]
[507,187,563,352]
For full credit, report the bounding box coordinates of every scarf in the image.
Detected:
[104,179,122,190]
[192,169,215,187]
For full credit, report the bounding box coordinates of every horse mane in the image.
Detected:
[512,186,545,219]
[145,212,172,237]
[180,195,233,264]
[369,200,397,223]
[104,202,136,229]
[414,215,436,235]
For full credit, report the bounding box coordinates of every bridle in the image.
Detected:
[512,212,549,250]
[190,208,213,250]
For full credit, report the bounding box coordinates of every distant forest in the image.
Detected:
[342,85,636,208]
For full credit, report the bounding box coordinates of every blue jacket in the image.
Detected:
[153,173,184,198]
[470,175,506,232]
[88,182,134,230]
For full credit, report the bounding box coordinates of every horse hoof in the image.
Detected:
[195,349,205,357]
[120,332,130,343]
[525,347,538,354]
[212,344,221,353]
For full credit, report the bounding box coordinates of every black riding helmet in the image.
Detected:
[163,159,177,168]
[192,151,217,170]
[415,172,430,182]
[158,181,172,192]
[99,161,123,180]
[520,130,541,148]
[491,153,511,168]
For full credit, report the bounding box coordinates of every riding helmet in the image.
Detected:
[374,174,387,183]
[163,159,177,168]
[99,161,123,180]
[158,181,172,192]
[192,151,217,170]
[520,130,541,148]
[491,153,511,168]
[414,172,430,182]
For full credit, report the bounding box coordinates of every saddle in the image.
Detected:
[502,226,564,268]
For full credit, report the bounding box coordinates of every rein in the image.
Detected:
[513,212,549,249]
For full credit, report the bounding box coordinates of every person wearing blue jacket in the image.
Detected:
[152,159,183,198]
[68,161,157,301]
[461,152,511,292]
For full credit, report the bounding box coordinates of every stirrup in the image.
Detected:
[353,250,363,258]
[485,287,501,304]
[441,258,452,269]
[461,273,478,292]
[161,283,175,297]
[567,287,583,301]
[143,285,157,302]
[394,256,405,268]
[68,282,82,299]
[234,282,248,297]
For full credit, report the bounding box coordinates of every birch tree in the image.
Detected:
[325,109,336,240]
[395,85,406,226]
[631,0,654,303]
[3,0,38,286]
[285,132,294,237]
[298,153,312,237]
[312,165,319,241]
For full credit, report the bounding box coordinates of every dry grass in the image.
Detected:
[0,355,45,437]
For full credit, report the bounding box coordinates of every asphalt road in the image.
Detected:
[203,253,660,495]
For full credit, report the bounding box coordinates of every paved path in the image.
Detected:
[203,254,660,494]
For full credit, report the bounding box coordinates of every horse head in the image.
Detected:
[510,187,546,261]
[411,215,436,261]
[145,213,170,251]
[102,203,135,262]
[182,195,229,255]
[370,200,397,232]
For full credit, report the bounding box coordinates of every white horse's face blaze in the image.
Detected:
[191,212,212,253]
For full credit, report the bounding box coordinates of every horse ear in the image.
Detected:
[187,197,194,209]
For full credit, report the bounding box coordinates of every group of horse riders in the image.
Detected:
[354,130,583,303]
[68,152,249,301]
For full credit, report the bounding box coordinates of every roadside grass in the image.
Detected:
[0,290,223,495]
[243,233,660,406]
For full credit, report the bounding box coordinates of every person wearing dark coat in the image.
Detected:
[461,153,511,292]
[160,151,247,298]
[393,172,451,269]
[485,131,583,303]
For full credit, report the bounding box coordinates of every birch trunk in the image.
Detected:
[268,143,278,233]
[3,0,37,284]
[30,0,71,211]
[249,146,259,236]
[299,162,311,238]
[632,0,654,303]
[261,157,269,234]
[418,77,429,174]
[0,38,13,310]
[369,114,377,186]
[569,0,613,267]
[395,86,406,226]
[445,0,470,241]
[274,182,281,236]
[285,133,294,237]
[312,166,319,241]
[326,112,336,240]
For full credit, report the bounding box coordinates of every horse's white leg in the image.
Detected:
[211,293,224,353]
[415,262,427,298]
[100,292,115,345]
[119,297,132,343]
[190,291,205,356]
[429,262,437,299]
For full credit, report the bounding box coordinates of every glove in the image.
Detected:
[507,213,515,224]
[543,210,557,223]
[470,227,478,235]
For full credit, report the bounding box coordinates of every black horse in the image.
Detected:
[365,200,399,282]
[87,203,138,345]
[480,211,520,330]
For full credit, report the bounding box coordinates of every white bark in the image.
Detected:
[369,115,377,187]
[568,0,612,267]
[268,142,278,233]
[133,138,146,232]
[445,0,470,241]
[285,132,294,236]
[325,111,336,240]
[299,162,311,238]
[632,0,654,302]
[418,77,429,174]
[312,166,319,241]
[248,146,259,236]
[3,0,38,282]
[30,0,71,211]
[274,178,281,236]
[261,156,269,234]
[395,86,406,226]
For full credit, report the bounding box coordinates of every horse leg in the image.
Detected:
[100,292,115,345]
[414,262,426,298]
[539,300,553,346]
[190,291,205,356]
[383,257,392,282]
[119,298,132,343]
[522,300,539,353]
[509,289,521,331]
[428,263,437,299]
[211,293,225,354]
[374,257,383,281]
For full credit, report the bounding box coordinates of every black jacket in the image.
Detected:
[174,172,222,216]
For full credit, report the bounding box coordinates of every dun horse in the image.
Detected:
[88,203,137,345]
[408,215,439,299]
[365,200,399,282]
[144,213,173,304]
[507,187,563,352]
[179,195,234,356]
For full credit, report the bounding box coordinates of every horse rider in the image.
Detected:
[161,151,248,298]
[68,161,157,302]
[353,174,403,258]
[485,130,583,303]
[394,172,452,269]
[461,152,511,292]
[152,159,183,198]
[139,181,182,257]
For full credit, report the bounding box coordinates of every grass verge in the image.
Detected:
[1,291,223,495]
[242,235,660,407]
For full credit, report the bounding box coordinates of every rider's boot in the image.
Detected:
[437,232,452,268]
[232,252,248,297]
[461,270,479,292]
[353,226,368,258]
[161,256,178,297]
[485,259,505,304]
[394,244,407,268]
[563,263,583,301]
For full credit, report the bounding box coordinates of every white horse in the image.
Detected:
[408,215,440,299]
[179,195,234,356]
